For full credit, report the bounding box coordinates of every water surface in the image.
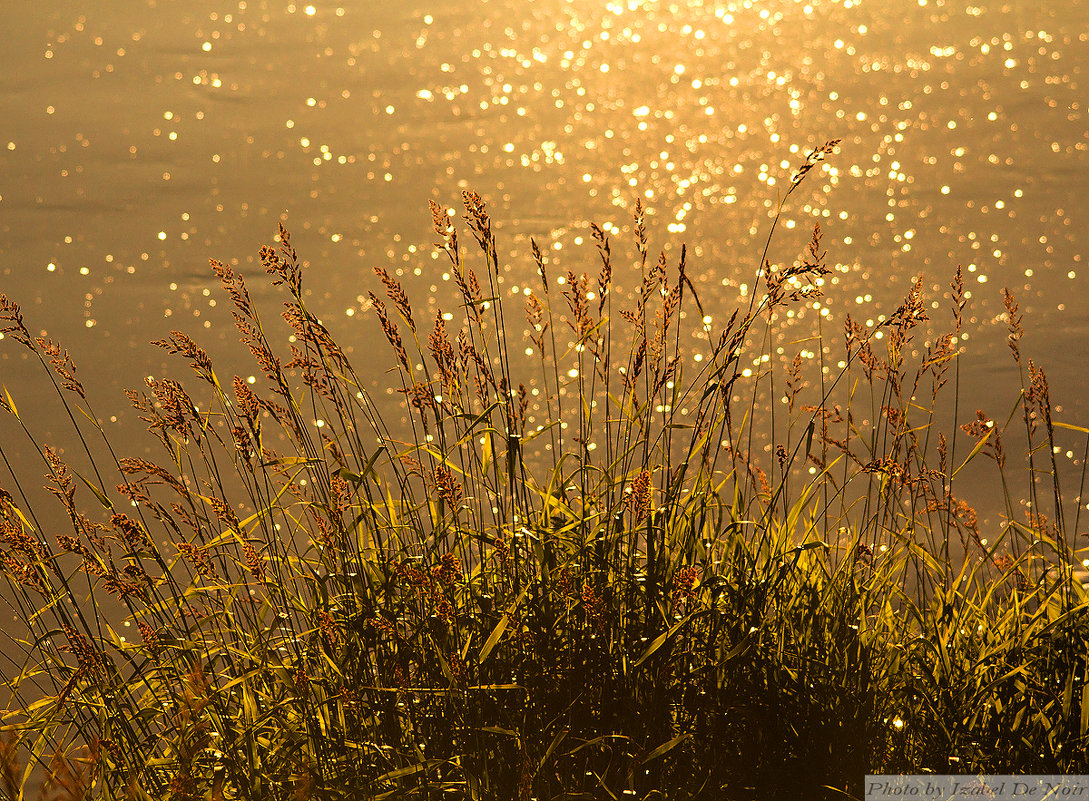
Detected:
[2,0,1089,529]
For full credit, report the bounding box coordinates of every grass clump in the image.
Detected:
[1,141,1089,800]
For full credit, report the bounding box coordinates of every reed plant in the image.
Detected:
[1,142,1088,800]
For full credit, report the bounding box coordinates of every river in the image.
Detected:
[2,0,1089,537]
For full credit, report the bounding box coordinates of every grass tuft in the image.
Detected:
[1,143,1088,800]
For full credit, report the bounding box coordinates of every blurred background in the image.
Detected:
[2,0,1088,531]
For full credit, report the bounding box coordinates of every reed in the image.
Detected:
[0,142,1087,800]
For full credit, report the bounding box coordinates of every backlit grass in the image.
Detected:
[1,142,1088,800]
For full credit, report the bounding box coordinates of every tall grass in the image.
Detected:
[1,141,1088,800]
